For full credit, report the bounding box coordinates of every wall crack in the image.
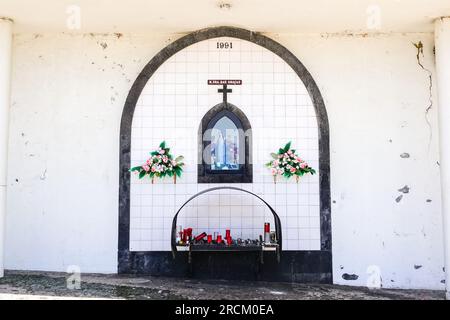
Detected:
[413,41,433,150]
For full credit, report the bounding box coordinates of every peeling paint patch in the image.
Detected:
[218,2,232,10]
[414,265,422,270]
[342,273,359,281]
[426,199,432,203]
[441,280,446,284]
[395,195,403,203]
[398,185,410,194]
[400,153,410,158]
[100,42,108,50]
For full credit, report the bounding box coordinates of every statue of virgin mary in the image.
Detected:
[215,131,226,168]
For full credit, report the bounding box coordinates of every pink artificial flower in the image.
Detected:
[163,156,168,163]
[273,160,279,166]
[296,157,302,162]
[159,148,165,155]
[146,159,152,165]
[271,168,278,175]
[151,166,157,172]
[172,160,177,166]
[300,162,308,169]
[288,150,293,155]
[290,167,296,173]
[142,165,150,172]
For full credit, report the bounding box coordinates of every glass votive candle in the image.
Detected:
[207,235,212,244]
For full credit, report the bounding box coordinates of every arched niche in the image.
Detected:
[118,27,331,283]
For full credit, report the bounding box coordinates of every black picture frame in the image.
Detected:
[198,103,253,183]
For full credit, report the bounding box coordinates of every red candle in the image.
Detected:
[194,232,207,242]
[264,222,270,233]
[207,235,212,244]
[217,234,223,244]
[226,229,231,238]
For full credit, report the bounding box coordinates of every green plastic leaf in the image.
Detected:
[283,141,291,153]
[159,141,166,149]
[270,153,278,159]
[139,171,146,179]
[174,167,182,177]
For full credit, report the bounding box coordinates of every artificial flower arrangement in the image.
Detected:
[266,142,316,183]
[130,141,184,184]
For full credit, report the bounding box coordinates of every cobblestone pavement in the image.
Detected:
[0,271,444,300]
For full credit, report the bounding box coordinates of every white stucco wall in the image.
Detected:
[4,31,445,289]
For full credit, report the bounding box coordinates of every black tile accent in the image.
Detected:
[119,250,332,283]
[119,26,332,283]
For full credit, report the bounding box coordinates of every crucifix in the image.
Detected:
[207,80,242,104]
[218,84,232,104]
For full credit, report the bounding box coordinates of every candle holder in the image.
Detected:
[171,186,282,264]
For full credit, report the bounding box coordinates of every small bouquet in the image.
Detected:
[266,142,316,184]
[130,141,184,184]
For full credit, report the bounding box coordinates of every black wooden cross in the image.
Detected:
[218,84,232,104]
